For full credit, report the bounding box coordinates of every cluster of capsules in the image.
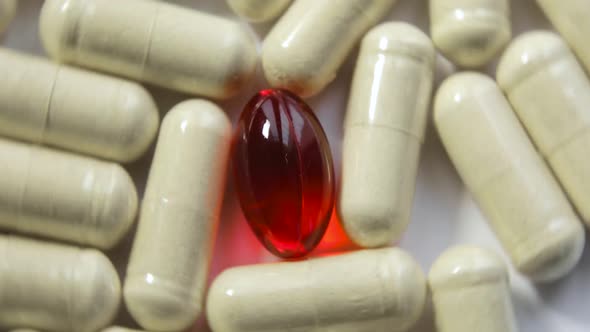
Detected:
[0,0,590,332]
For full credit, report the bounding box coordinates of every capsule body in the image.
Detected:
[124,100,232,331]
[40,0,257,99]
[262,0,397,97]
[497,32,590,228]
[227,0,292,22]
[430,0,511,68]
[207,248,426,332]
[102,328,146,332]
[429,246,518,332]
[339,23,434,248]
[0,235,121,332]
[0,0,15,34]
[434,72,585,282]
[0,138,138,249]
[0,48,159,162]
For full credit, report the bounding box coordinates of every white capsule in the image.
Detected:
[207,248,426,332]
[429,245,518,332]
[430,0,511,68]
[0,138,137,249]
[39,0,257,99]
[339,22,434,247]
[101,328,146,332]
[497,32,590,228]
[0,0,15,35]
[0,48,159,163]
[124,100,231,331]
[262,0,397,97]
[227,0,292,22]
[537,0,590,74]
[434,72,585,282]
[0,235,120,332]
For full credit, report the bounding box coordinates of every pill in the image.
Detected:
[0,138,137,249]
[102,328,146,332]
[339,22,435,248]
[429,245,518,332]
[434,72,585,282]
[537,0,590,74]
[227,0,292,22]
[39,0,257,99]
[0,48,159,163]
[124,100,231,331]
[497,31,590,228]
[262,0,397,97]
[0,235,120,332]
[207,248,426,332]
[0,0,15,35]
[430,0,511,68]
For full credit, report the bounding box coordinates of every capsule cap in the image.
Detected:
[39,0,82,61]
[363,22,435,65]
[434,72,498,121]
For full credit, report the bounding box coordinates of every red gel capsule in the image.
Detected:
[232,89,335,258]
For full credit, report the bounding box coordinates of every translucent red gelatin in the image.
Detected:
[232,89,335,258]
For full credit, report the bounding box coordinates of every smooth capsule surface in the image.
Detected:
[429,246,518,332]
[0,235,120,332]
[0,48,159,163]
[227,0,292,22]
[40,0,257,99]
[0,138,138,249]
[537,0,590,74]
[262,0,397,97]
[430,0,511,68]
[207,248,426,332]
[124,100,232,331]
[434,72,585,282]
[340,22,434,248]
[497,32,590,228]
[0,0,15,34]
[102,328,146,332]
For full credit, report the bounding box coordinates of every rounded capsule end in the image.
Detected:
[165,99,231,136]
[227,0,291,23]
[219,26,258,99]
[39,0,79,61]
[206,269,240,332]
[363,22,435,64]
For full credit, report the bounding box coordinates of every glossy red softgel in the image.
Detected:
[232,89,335,258]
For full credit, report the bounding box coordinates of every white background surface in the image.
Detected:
[3,1,590,331]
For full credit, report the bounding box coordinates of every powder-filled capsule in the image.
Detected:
[0,235,120,332]
[0,138,138,249]
[207,248,426,332]
[339,22,434,248]
[227,0,292,22]
[434,72,585,282]
[124,100,231,331]
[262,0,397,97]
[0,48,159,163]
[498,31,590,228]
[429,245,518,332]
[430,0,511,68]
[39,0,257,99]
[0,0,15,35]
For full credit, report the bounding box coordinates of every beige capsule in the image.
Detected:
[0,138,137,249]
[124,100,232,331]
[434,72,585,282]
[497,31,590,228]
[430,0,511,68]
[207,248,426,332]
[39,0,257,99]
[0,48,159,163]
[101,328,146,332]
[0,235,120,332]
[339,22,435,248]
[429,245,518,332]
[227,0,292,22]
[0,0,15,35]
[537,0,590,74]
[262,0,397,97]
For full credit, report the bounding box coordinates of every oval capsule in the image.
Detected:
[0,138,138,249]
[124,100,232,331]
[207,248,426,332]
[39,0,257,99]
[0,48,159,163]
[429,246,518,332]
[0,0,15,34]
[339,22,434,248]
[434,72,585,282]
[102,328,146,332]
[0,235,120,332]
[227,0,292,22]
[497,31,590,228]
[537,0,590,74]
[430,0,511,68]
[262,0,397,97]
